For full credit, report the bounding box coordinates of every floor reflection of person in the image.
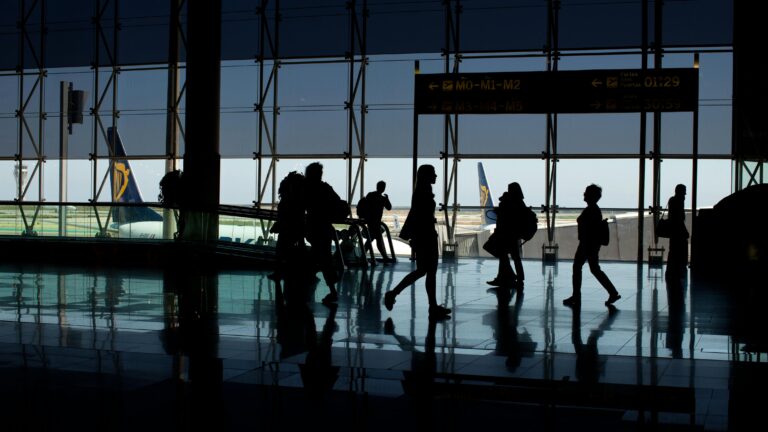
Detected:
[487,289,532,372]
[300,303,340,399]
[665,271,687,358]
[162,265,224,430]
[569,305,619,384]
[355,267,390,334]
[386,315,438,428]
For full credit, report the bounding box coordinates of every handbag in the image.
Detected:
[656,209,671,238]
[399,213,414,241]
[482,231,506,258]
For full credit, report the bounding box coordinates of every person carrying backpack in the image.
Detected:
[487,182,528,290]
[563,184,621,308]
[304,162,342,305]
[360,181,393,263]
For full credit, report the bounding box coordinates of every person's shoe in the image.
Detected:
[605,293,622,306]
[384,318,395,335]
[562,296,580,307]
[429,305,452,320]
[514,279,525,292]
[487,277,515,287]
[321,293,338,305]
[384,291,397,311]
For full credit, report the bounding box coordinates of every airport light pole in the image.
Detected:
[58,82,69,237]
[59,81,85,237]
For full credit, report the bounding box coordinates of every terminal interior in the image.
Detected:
[1,1,766,431]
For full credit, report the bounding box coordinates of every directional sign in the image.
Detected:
[414,68,699,114]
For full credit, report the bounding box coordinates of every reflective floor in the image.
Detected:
[1,259,764,431]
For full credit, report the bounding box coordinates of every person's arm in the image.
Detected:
[383,194,392,211]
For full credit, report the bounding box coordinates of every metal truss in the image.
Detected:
[255,0,280,209]
[166,0,186,169]
[164,0,187,239]
[0,0,726,263]
[648,0,664,262]
[90,0,120,235]
[636,0,649,263]
[542,0,560,261]
[90,0,119,202]
[15,0,46,236]
[441,0,461,257]
[346,0,367,204]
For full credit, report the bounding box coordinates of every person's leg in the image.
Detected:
[372,223,391,261]
[309,231,339,303]
[490,253,514,285]
[384,268,425,311]
[385,238,431,310]
[425,266,450,318]
[586,249,620,304]
[510,240,524,285]
[420,243,450,318]
[667,236,688,275]
[565,244,587,305]
[425,267,437,307]
[362,225,372,254]
[392,269,426,296]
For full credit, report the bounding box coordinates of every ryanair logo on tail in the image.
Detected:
[113,162,130,201]
[480,184,490,208]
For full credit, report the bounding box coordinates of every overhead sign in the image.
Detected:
[414,68,699,114]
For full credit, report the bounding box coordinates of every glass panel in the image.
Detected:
[277,111,347,155]
[220,112,256,158]
[221,158,256,205]
[556,159,639,209]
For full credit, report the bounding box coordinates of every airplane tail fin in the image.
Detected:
[108,127,163,224]
[478,162,497,226]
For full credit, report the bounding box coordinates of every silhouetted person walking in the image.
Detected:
[666,184,689,276]
[384,165,451,320]
[563,184,621,307]
[269,172,306,302]
[158,169,188,239]
[361,181,393,263]
[304,162,341,305]
[487,182,527,290]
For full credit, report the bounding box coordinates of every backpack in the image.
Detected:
[332,198,351,223]
[518,207,538,241]
[158,170,183,206]
[356,196,370,219]
[599,218,610,246]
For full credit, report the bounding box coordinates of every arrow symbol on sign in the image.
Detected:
[592,79,603,87]
[429,82,439,91]
[590,101,602,109]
